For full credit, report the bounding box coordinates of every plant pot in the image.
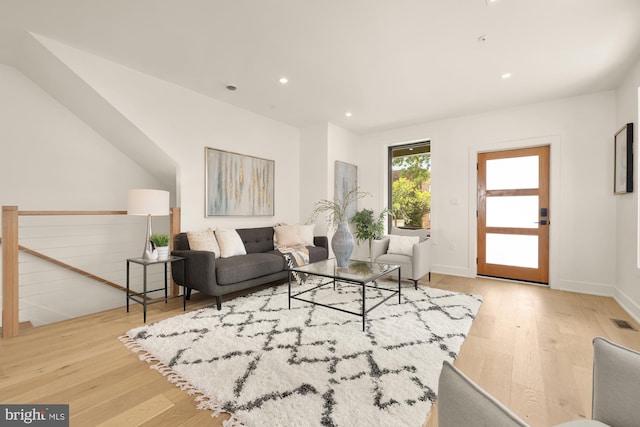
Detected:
[331,222,354,268]
[156,246,169,260]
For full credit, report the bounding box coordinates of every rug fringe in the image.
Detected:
[223,415,246,427]
[118,334,243,424]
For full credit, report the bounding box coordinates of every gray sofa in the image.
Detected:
[171,226,329,310]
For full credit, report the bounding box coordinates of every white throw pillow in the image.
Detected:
[299,224,315,246]
[387,235,419,256]
[215,228,247,258]
[187,228,220,258]
[274,224,302,248]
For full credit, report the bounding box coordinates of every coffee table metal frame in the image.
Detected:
[288,259,401,331]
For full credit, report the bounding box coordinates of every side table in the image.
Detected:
[126,256,186,322]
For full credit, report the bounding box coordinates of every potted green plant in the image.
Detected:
[149,233,170,260]
[308,188,369,267]
[351,208,390,259]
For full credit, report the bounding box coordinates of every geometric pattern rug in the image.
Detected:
[120,278,482,427]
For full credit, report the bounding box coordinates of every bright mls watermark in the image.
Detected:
[1,405,69,426]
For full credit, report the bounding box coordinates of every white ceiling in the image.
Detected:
[2,0,640,134]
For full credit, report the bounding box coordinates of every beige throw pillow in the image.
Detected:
[215,228,247,258]
[387,235,419,256]
[187,228,220,258]
[274,224,303,248]
[299,224,315,246]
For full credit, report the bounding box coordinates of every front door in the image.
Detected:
[477,146,550,284]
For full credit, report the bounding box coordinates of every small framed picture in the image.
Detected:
[614,123,633,194]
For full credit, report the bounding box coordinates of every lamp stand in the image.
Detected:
[142,214,155,259]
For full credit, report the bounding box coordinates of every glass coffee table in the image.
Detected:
[288,259,401,331]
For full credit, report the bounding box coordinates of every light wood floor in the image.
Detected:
[1,274,639,426]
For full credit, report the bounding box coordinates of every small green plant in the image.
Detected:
[149,233,169,248]
[351,207,390,257]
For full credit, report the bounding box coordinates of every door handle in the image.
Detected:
[534,220,548,225]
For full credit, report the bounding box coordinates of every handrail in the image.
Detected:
[0,237,130,293]
[18,210,128,216]
[2,206,181,339]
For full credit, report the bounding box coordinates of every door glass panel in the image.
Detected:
[486,156,539,190]
[486,233,538,268]
[486,196,539,228]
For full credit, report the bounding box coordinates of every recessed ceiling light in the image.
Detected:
[225,83,238,91]
[279,77,288,84]
[345,112,353,117]
[501,72,512,79]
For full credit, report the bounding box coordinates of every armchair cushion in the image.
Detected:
[387,235,419,256]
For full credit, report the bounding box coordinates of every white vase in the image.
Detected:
[156,246,169,260]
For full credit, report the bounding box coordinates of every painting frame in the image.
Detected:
[205,147,275,216]
[334,160,358,221]
[614,123,633,195]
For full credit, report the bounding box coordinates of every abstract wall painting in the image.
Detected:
[334,160,358,221]
[205,147,274,216]
[614,123,633,195]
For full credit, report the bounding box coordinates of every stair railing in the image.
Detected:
[1,206,181,339]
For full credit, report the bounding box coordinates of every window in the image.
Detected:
[388,141,431,233]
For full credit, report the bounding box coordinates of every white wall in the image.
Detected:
[299,123,365,256]
[300,123,330,234]
[0,65,162,209]
[360,92,618,296]
[615,55,640,320]
[0,64,166,326]
[39,38,301,232]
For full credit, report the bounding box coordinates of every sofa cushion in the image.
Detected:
[216,229,247,258]
[215,253,285,285]
[300,224,316,246]
[187,228,220,257]
[174,233,190,251]
[274,224,303,247]
[237,227,275,254]
[308,245,328,263]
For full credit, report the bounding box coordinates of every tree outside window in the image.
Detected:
[390,146,430,230]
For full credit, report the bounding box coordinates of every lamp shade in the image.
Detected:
[127,189,170,216]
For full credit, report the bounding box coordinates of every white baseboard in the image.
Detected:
[548,279,640,324]
[432,265,474,278]
[613,288,640,324]
[551,279,616,297]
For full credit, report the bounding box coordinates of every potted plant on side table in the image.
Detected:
[149,233,170,260]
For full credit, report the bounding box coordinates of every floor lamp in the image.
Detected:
[127,189,170,260]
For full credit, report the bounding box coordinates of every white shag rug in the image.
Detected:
[120,279,482,427]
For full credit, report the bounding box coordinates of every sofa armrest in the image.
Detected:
[314,235,329,251]
[371,237,390,262]
[171,249,218,293]
[411,238,433,279]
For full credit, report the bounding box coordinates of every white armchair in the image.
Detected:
[371,226,432,289]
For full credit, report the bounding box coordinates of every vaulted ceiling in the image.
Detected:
[2,0,640,134]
